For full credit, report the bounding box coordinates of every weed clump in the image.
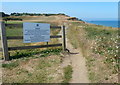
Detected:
[62,65,73,83]
[2,61,19,69]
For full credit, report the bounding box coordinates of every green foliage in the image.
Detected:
[10,12,66,16]
[3,17,22,21]
[5,21,23,24]
[2,61,19,69]
[10,48,62,60]
[6,27,22,36]
[0,12,9,17]
[11,83,23,85]
[84,26,113,39]
[84,25,118,67]
[62,65,73,83]
[89,72,95,81]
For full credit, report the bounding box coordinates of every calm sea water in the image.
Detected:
[86,21,118,28]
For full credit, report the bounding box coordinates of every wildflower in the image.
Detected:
[116,46,118,48]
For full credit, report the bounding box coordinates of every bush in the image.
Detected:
[3,17,22,21]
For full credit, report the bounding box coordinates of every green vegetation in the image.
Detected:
[3,17,22,21]
[6,27,22,36]
[10,12,67,16]
[84,26,118,75]
[0,12,9,17]
[1,12,67,17]
[62,65,73,83]
[67,22,118,83]
[10,48,62,60]
[2,61,19,69]
[5,21,23,24]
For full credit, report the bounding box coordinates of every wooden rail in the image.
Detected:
[8,44,62,51]
[6,35,62,40]
[0,44,62,52]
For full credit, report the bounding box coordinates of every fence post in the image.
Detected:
[62,25,66,51]
[1,22,9,61]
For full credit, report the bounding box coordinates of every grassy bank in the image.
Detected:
[67,22,118,83]
[2,48,63,83]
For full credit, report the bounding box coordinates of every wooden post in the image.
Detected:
[1,22,9,61]
[46,42,48,45]
[46,42,48,48]
[62,25,66,51]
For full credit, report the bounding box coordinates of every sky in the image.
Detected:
[1,2,118,21]
[1,0,119,2]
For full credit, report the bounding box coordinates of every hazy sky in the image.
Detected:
[2,2,118,21]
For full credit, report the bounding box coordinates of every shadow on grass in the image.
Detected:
[10,48,62,60]
[69,52,79,55]
[10,52,34,60]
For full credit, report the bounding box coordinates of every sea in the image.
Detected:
[86,21,118,28]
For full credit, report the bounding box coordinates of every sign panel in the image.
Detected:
[23,22,50,43]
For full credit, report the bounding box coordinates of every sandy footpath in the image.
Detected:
[59,24,90,83]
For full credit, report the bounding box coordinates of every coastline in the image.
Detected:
[85,20,118,28]
[84,21,118,29]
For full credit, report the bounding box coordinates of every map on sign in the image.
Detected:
[23,22,50,43]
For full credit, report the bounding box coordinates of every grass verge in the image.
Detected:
[2,61,19,69]
[2,48,63,83]
[62,65,73,83]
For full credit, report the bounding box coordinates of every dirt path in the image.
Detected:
[59,25,90,83]
[66,38,89,83]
